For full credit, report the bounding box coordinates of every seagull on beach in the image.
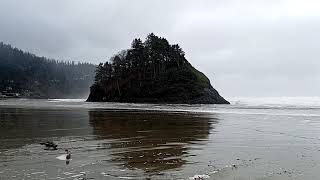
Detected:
[65,149,71,165]
[65,149,71,160]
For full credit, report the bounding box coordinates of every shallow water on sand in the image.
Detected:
[1,98,320,179]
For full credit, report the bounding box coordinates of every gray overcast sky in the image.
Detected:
[0,0,319,97]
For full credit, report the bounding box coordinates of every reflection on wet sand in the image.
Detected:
[0,108,90,149]
[89,110,218,173]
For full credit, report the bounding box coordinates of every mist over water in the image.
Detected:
[0,98,320,179]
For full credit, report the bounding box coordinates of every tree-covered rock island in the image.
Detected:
[87,33,229,104]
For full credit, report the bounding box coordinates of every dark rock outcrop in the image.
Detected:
[87,33,229,104]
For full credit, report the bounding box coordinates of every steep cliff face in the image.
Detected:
[87,33,229,104]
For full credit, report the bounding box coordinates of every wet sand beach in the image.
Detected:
[0,99,320,179]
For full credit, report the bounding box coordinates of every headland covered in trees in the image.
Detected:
[0,42,96,98]
[87,33,229,104]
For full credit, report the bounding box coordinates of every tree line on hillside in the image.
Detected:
[93,33,189,90]
[0,42,96,98]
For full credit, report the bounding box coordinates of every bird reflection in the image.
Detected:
[89,110,218,173]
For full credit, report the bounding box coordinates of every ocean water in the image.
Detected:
[0,97,320,180]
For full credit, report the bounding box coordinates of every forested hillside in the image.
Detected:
[0,42,96,98]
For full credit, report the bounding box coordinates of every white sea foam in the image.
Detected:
[1,97,320,117]
[229,96,320,107]
[48,99,86,102]
[189,174,210,180]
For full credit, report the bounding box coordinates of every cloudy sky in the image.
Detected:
[0,0,319,97]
